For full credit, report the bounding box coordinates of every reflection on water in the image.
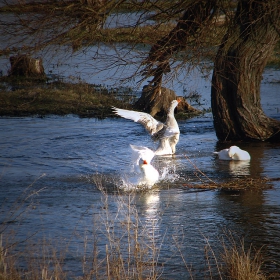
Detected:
[215,160,251,176]
[229,160,251,176]
[141,192,161,240]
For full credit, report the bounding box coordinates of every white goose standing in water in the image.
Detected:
[214,145,251,161]
[130,144,159,187]
[112,99,180,155]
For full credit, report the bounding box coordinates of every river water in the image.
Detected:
[1,62,280,278]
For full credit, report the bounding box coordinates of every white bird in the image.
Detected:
[112,100,180,155]
[130,144,155,166]
[130,144,159,187]
[214,145,251,161]
[138,158,159,187]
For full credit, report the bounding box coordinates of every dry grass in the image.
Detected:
[202,231,272,280]
[221,239,266,280]
[185,177,275,192]
[91,176,163,280]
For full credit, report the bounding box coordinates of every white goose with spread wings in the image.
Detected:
[112,100,180,155]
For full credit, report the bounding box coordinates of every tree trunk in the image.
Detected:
[134,85,198,118]
[211,0,280,141]
[134,86,178,117]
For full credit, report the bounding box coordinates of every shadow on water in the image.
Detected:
[216,189,280,273]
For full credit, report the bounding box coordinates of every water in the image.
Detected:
[0,104,280,279]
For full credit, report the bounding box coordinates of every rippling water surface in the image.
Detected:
[1,111,280,278]
[1,70,280,278]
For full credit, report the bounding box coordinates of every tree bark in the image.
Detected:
[211,0,280,141]
[134,86,198,118]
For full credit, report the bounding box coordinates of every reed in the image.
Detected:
[90,175,162,280]
[221,239,266,280]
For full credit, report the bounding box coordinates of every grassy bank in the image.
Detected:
[0,78,204,119]
[0,80,136,118]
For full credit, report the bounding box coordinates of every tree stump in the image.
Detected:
[176,95,199,114]
[9,55,45,77]
[134,85,198,117]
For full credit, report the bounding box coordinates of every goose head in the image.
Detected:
[139,159,149,166]
[228,145,250,161]
[168,99,181,113]
[228,146,240,158]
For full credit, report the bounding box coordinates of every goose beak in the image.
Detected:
[143,160,148,164]
[176,98,181,103]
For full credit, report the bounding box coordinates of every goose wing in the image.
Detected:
[112,107,165,136]
[152,125,179,141]
[130,144,155,165]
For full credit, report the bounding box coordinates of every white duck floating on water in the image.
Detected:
[112,100,180,155]
[130,144,159,187]
[214,145,251,161]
